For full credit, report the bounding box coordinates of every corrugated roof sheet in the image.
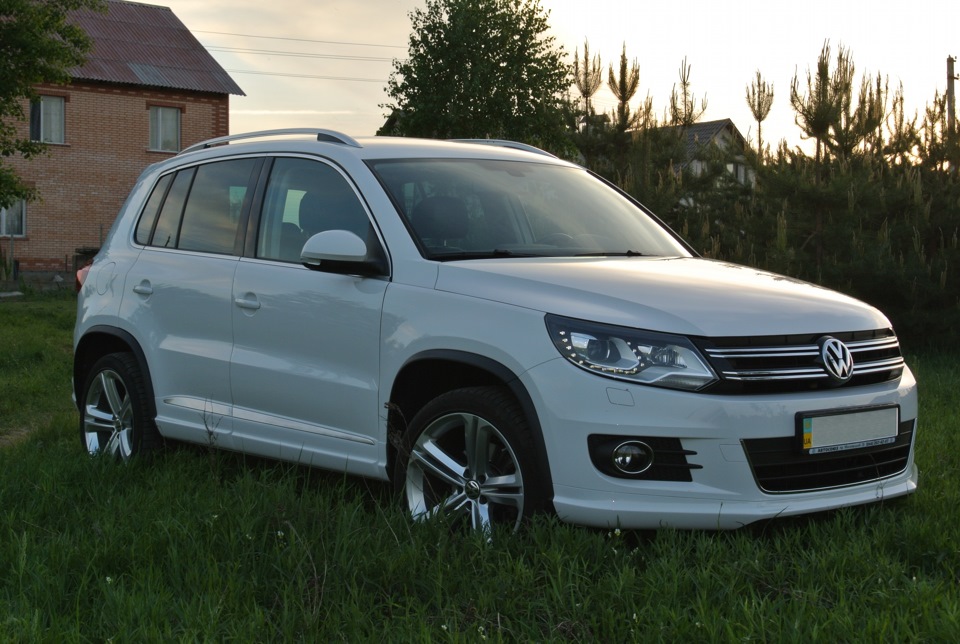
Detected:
[69,0,244,96]
[682,119,735,160]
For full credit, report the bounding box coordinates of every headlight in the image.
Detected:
[545,314,717,391]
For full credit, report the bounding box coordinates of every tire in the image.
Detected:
[395,386,547,533]
[80,352,162,462]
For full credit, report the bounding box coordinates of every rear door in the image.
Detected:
[229,156,388,473]
[120,157,261,441]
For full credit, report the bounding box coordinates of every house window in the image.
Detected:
[149,106,181,152]
[0,201,26,237]
[29,96,65,144]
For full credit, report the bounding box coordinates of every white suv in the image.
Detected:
[74,129,918,531]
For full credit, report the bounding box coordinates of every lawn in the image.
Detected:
[1,293,957,640]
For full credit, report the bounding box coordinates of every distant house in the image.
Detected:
[669,118,754,188]
[1,0,244,277]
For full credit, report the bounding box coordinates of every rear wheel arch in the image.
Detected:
[74,327,156,418]
[386,350,554,502]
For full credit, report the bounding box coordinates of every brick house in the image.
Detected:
[1,0,243,278]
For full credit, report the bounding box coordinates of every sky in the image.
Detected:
[155,0,959,152]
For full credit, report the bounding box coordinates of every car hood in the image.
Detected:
[433,257,891,337]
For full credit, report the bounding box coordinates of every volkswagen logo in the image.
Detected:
[818,336,854,384]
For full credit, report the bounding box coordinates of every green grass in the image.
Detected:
[0,291,76,445]
[1,294,958,640]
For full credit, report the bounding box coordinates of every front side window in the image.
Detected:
[30,96,65,144]
[149,106,181,152]
[0,201,26,236]
[257,157,372,263]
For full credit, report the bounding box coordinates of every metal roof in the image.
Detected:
[68,0,244,96]
[680,119,744,160]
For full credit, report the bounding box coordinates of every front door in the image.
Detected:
[229,157,387,472]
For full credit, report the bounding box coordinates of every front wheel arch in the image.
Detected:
[387,350,554,509]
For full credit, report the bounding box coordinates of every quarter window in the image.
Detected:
[0,201,26,237]
[149,106,181,152]
[135,174,174,245]
[30,96,65,144]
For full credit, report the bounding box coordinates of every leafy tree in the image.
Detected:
[380,0,571,150]
[745,70,774,161]
[0,0,102,208]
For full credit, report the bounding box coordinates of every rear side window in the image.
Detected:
[137,158,259,254]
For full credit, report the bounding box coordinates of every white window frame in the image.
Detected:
[149,106,181,152]
[31,96,65,144]
[0,200,26,237]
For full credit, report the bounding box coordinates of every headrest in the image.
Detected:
[411,196,469,241]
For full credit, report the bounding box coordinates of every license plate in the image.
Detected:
[798,406,899,455]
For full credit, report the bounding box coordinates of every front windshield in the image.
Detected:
[368,158,691,260]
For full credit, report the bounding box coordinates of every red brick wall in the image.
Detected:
[3,81,231,273]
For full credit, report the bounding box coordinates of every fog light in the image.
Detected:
[612,441,654,474]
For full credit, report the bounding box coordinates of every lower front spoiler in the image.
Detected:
[551,463,919,530]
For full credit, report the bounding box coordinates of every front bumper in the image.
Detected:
[523,359,919,529]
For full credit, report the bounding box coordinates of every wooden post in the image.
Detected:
[948,56,957,138]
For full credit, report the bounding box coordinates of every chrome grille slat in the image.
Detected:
[699,330,904,393]
[721,357,905,381]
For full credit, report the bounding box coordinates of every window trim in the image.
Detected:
[148,104,183,153]
[0,200,26,238]
[30,95,67,144]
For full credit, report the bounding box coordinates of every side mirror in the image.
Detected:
[300,230,386,276]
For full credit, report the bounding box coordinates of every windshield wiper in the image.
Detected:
[431,248,544,260]
[574,250,649,257]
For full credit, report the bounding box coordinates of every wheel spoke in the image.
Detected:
[117,396,133,426]
[411,439,466,488]
[85,431,103,454]
[419,490,469,521]
[116,428,135,461]
[83,406,114,432]
[481,473,524,509]
[101,372,127,418]
[463,416,492,480]
[471,500,492,534]
[102,430,122,458]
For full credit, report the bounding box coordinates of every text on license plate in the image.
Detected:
[801,406,899,454]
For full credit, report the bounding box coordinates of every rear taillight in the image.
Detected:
[76,264,91,292]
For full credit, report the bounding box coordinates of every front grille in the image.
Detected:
[697,329,904,394]
[742,420,914,493]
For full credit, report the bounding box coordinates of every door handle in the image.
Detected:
[132,282,153,296]
[234,295,261,311]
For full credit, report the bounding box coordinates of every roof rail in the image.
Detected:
[180,128,362,155]
[448,138,557,158]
